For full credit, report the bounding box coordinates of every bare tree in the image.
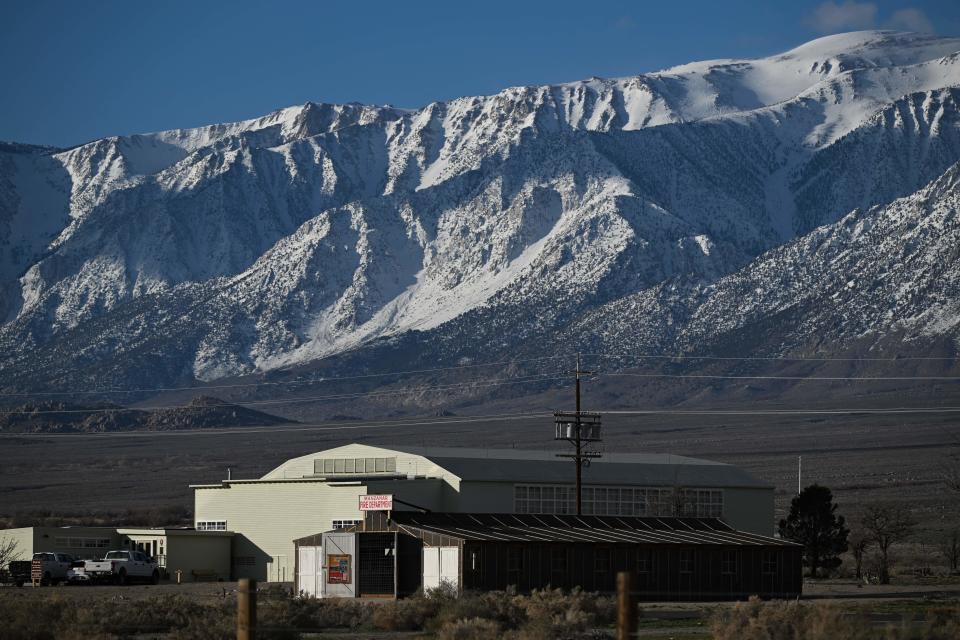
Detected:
[673,487,696,517]
[848,527,870,581]
[860,504,917,584]
[938,433,960,491]
[943,452,960,494]
[939,529,960,574]
[0,536,20,569]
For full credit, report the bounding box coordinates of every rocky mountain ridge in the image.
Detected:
[0,396,292,433]
[2,30,959,397]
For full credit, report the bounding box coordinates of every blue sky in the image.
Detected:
[2,0,958,147]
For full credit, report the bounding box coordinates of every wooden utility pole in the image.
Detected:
[574,353,589,515]
[237,578,257,640]
[616,571,635,640]
[555,353,601,516]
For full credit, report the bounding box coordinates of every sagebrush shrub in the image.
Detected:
[710,597,867,640]
[437,617,502,640]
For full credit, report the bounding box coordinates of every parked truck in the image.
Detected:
[68,550,160,585]
[31,552,77,585]
[3,560,32,587]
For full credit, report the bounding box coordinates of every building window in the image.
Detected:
[541,485,556,513]
[331,519,362,530]
[676,489,724,518]
[197,520,227,531]
[762,552,778,575]
[721,551,737,575]
[513,484,722,518]
[679,550,694,574]
[233,556,255,566]
[314,457,397,476]
[674,488,721,517]
[515,485,528,512]
[54,537,110,549]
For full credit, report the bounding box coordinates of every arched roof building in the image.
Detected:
[192,443,774,582]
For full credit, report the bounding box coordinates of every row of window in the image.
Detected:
[496,548,779,577]
[197,518,360,534]
[677,489,725,518]
[514,484,724,518]
[314,457,398,475]
[53,537,111,549]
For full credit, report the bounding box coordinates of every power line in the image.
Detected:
[593,407,960,415]
[598,372,960,382]
[584,352,960,363]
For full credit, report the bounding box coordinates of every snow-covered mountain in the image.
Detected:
[559,160,960,356]
[2,30,960,392]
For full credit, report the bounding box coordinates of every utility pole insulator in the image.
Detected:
[554,352,602,516]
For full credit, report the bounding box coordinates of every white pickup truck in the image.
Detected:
[68,550,160,585]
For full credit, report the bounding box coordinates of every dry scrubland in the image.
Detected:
[2,583,960,639]
[2,408,959,639]
[1,411,957,538]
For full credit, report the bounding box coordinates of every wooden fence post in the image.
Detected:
[617,571,635,640]
[237,578,257,640]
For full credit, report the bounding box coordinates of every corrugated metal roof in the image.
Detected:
[388,512,796,547]
[383,446,770,489]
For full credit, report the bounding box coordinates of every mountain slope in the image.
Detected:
[2,30,960,395]
[561,160,960,359]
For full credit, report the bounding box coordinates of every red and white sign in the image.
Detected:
[359,494,393,511]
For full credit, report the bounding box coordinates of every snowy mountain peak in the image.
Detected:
[777,30,960,64]
[2,31,960,390]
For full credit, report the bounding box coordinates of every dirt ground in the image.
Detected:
[0,580,239,602]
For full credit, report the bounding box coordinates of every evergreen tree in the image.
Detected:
[778,484,849,578]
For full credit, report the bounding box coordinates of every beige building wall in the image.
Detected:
[195,477,445,582]
[0,527,122,562]
[166,534,232,582]
[123,532,167,563]
[0,528,34,561]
